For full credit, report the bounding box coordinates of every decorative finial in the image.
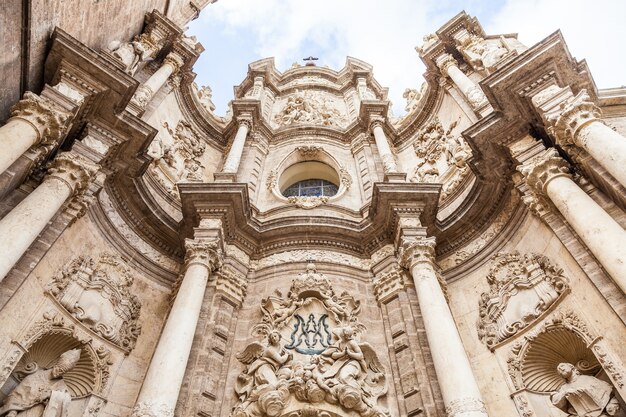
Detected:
[303,56,318,66]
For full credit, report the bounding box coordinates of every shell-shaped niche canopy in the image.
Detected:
[14,333,97,397]
[521,328,600,393]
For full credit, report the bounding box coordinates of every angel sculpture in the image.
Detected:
[109,40,151,75]
[317,326,388,415]
[234,331,292,417]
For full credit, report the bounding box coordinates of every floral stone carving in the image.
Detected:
[232,262,389,417]
[147,120,206,197]
[47,253,142,351]
[477,252,568,350]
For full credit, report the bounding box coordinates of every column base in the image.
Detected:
[445,397,488,417]
[213,172,237,182]
[131,401,174,417]
[384,172,407,182]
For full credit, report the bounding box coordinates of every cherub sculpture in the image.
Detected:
[234,331,292,417]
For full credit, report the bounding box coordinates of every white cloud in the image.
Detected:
[191,0,626,115]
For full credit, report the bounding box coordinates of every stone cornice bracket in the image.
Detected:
[183,238,222,272]
[533,87,602,147]
[47,151,100,196]
[373,268,408,305]
[9,92,73,146]
[517,147,571,194]
[215,268,248,307]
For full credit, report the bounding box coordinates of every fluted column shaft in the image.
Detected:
[520,148,626,294]
[543,89,626,189]
[371,120,397,173]
[401,237,488,417]
[132,239,221,417]
[0,92,70,175]
[222,119,251,173]
[0,152,98,280]
[436,53,487,109]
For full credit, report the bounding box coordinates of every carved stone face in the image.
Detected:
[557,363,575,380]
[268,331,281,345]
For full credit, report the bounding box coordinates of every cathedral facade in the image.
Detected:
[0,4,625,417]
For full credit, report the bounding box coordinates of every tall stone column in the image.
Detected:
[222,117,252,173]
[0,92,71,175]
[131,52,184,109]
[132,237,222,417]
[436,53,487,109]
[519,147,626,294]
[0,151,98,281]
[370,117,398,173]
[535,87,626,189]
[400,236,488,417]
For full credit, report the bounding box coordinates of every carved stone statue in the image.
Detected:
[195,84,216,113]
[462,35,509,72]
[551,363,620,417]
[234,331,292,417]
[0,349,81,417]
[109,40,150,75]
[403,83,426,113]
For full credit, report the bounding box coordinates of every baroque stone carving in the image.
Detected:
[231,263,389,417]
[195,83,216,113]
[47,152,100,197]
[0,349,81,417]
[457,34,509,72]
[273,91,347,127]
[47,253,142,351]
[402,83,426,113]
[507,310,625,393]
[10,92,71,146]
[550,362,620,417]
[295,145,321,158]
[288,196,329,209]
[477,251,569,350]
[250,251,370,271]
[542,89,602,147]
[409,117,472,199]
[147,120,206,196]
[444,397,487,417]
[131,401,174,417]
[517,147,570,194]
[109,39,152,75]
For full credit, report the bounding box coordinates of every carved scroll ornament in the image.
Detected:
[47,254,142,351]
[477,251,568,350]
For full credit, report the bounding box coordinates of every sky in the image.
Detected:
[187,0,626,116]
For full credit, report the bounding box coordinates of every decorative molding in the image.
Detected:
[445,397,487,417]
[250,250,370,271]
[373,268,408,304]
[131,401,174,417]
[477,251,569,350]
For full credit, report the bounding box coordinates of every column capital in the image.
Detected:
[517,148,571,194]
[535,88,602,147]
[398,236,437,271]
[236,115,253,130]
[47,151,100,196]
[435,53,458,75]
[163,52,185,76]
[369,115,385,131]
[9,92,72,146]
[183,238,222,272]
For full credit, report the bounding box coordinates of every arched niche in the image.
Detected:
[266,144,352,209]
[507,311,626,417]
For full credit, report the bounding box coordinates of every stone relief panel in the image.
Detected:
[146,120,206,198]
[272,91,349,128]
[409,117,472,200]
[46,254,142,352]
[477,252,569,350]
[231,263,390,417]
[455,34,511,73]
[507,310,625,417]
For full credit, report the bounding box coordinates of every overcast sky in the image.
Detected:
[187,0,626,116]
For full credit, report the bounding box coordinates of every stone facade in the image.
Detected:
[0,6,625,417]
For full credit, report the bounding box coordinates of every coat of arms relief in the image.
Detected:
[232,262,389,417]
